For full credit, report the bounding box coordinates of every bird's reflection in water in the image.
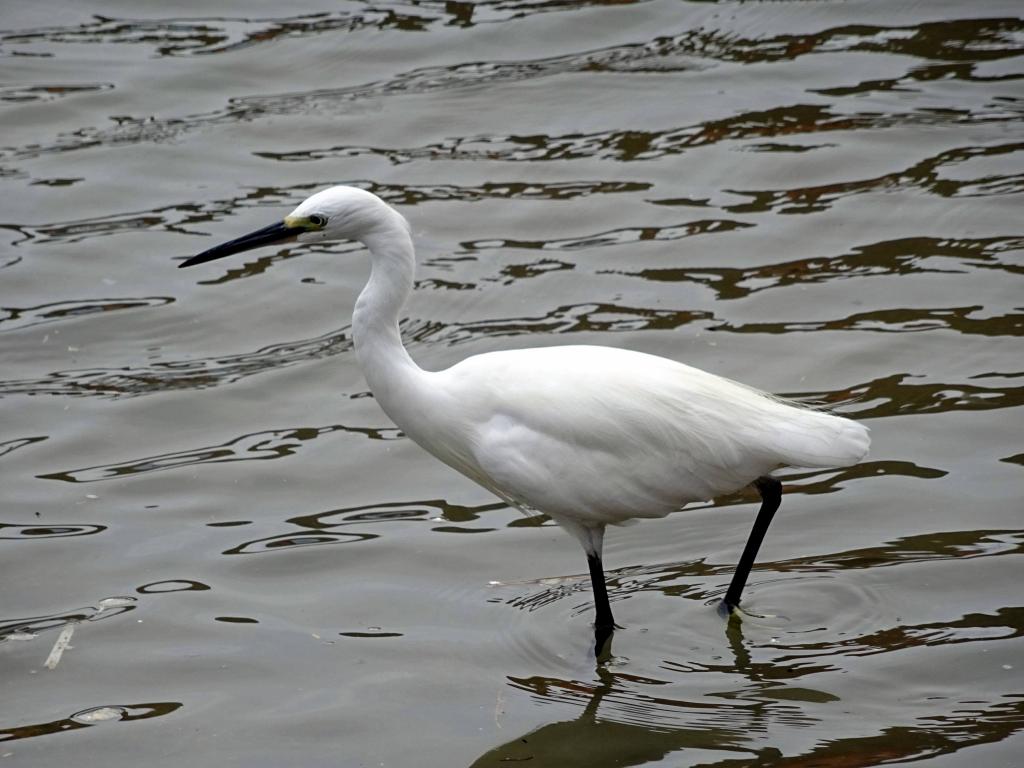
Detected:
[471,619,772,768]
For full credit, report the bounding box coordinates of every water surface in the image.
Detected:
[2,1,1022,765]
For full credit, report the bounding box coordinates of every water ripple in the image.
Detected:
[266,101,1022,168]
[37,423,400,484]
[0,435,45,459]
[6,180,642,250]
[461,219,751,253]
[724,142,1024,215]
[609,235,1024,300]
[0,597,136,641]
[0,296,173,332]
[0,326,350,398]
[225,498,505,555]
[0,702,181,743]
[8,17,1021,161]
[0,523,106,540]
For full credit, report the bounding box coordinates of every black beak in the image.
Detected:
[179,221,299,268]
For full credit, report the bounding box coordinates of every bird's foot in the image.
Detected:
[717,598,740,619]
[717,599,781,622]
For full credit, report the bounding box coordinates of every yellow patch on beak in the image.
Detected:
[284,215,319,230]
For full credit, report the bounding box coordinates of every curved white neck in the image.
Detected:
[352,222,427,423]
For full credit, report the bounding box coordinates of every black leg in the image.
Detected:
[722,476,782,613]
[587,553,615,655]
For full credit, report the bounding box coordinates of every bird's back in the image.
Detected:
[398,345,869,526]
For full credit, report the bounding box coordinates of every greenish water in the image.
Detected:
[2,1,1022,765]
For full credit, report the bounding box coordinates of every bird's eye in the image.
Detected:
[308,214,327,228]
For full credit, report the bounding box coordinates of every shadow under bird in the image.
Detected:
[179,186,870,655]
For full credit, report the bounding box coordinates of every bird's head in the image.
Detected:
[179,185,408,268]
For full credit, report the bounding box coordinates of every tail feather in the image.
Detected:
[768,407,870,469]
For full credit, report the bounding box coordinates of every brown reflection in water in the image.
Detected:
[773,606,1024,661]
[473,667,758,767]
[460,218,751,252]
[766,698,1024,767]
[260,102,1018,166]
[0,523,106,540]
[423,303,713,345]
[37,422,399,483]
[0,296,173,332]
[611,235,1024,300]
[11,16,1020,161]
[805,372,1024,418]
[725,306,1023,336]
[224,498,506,555]
[724,142,1024,215]
[478,668,1024,767]
[3,0,642,61]
[0,82,113,104]
[0,702,182,744]
[0,435,45,459]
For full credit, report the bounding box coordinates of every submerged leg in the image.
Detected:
[722,476,783,613]
[587,553,615,656]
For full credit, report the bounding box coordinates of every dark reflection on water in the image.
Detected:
[0,598,136,641]
[722,306,1024,336]
[611,235,1024,300]
[476,665,1024,768]
[461,218,750,252]
[8,15,1020,162]
[0,296,173,332]
[263,103,1021,166]
[0,523,106,540]
[473,667,759,768]
[38,422,400,483]
[0,435,45,459]
[0,702,182,743]
[773,606,1024,660]
[225,498,506,554]
[724,142,1024,215]
[820,373,1024,418]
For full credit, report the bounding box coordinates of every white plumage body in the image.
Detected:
[383,344,869,545]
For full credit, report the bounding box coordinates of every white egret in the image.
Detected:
[180,186,870,654]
